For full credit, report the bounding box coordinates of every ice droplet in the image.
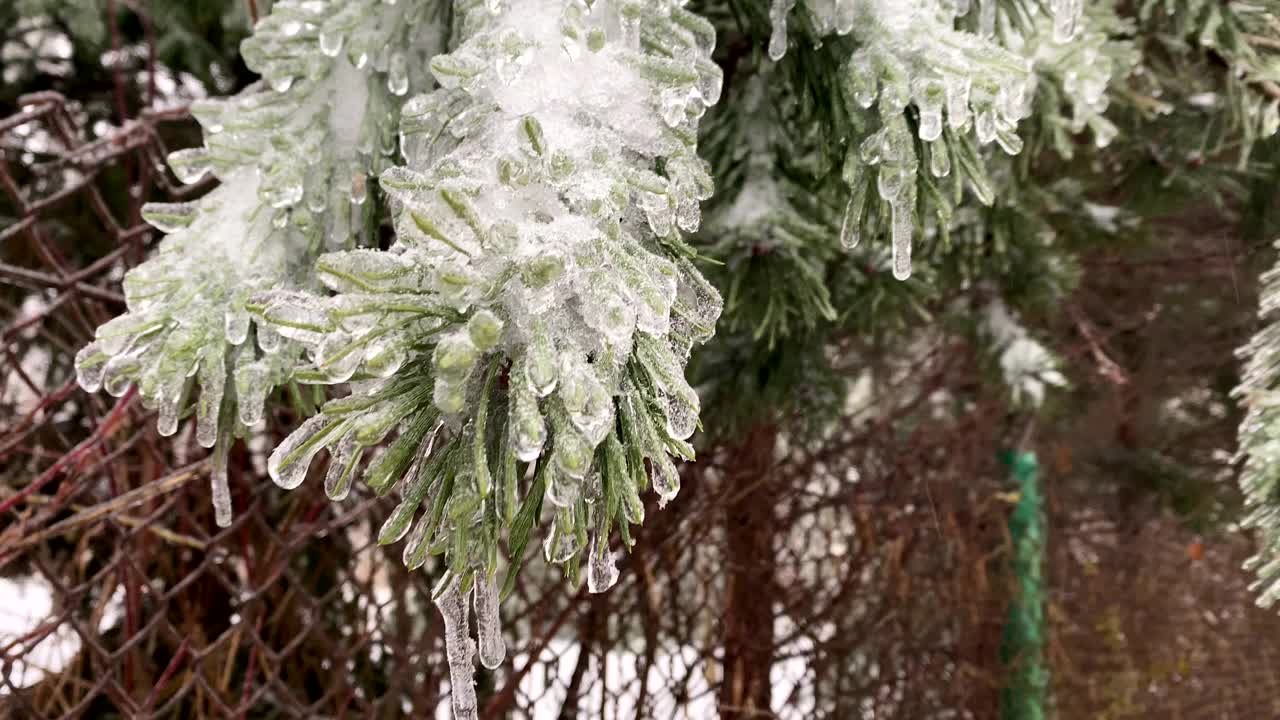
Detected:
[510,383,546,462]
[75,342,107,392]
[350,171,368,205]
[543,509,582,563]
[319,31,344,57]
[768,0,796,61]
[839,195,861,250]
[930,141,951,178]
[224,307,251,345]
[652,456,680,506]
[587,536,619,593]
[267,415,332,489]
[553,426,592,482]
[141,202,199,232]
[387,52,409,97]
[167,148,212,184]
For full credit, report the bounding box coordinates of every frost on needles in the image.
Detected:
[73,0,436,526]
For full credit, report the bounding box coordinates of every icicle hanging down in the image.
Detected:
[435,577,479,720]
[474,574,506,669]
[768,0,797,61]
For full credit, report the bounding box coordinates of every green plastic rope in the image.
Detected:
[999,450,1049,720]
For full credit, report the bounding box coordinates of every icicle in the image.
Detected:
[848,51,878,109]
[547,462,582,507]
[975,107,996,145]
[619,5,641,50]
[891,201,912,281]
[434,377,466,414]
[995,126,1023,155]
[196,349,225,449]
[224,307,251,345]
[930,141,951,178]
[768,0,795,61]
[350,171,368,205]
[946,77,971,130]
[211,434,232,528]
[553,423,592,482]
[156,373,185,437]
[363,336,406,378]
[235,359,269,425]
[835,0,855,34]
[435,577,478,720]
[525,328,558,396]
[913,79,945,142]
[511,381,547,462]
[839,195,861,249]
[660,387,698,441]
[1052,0,1081,44]
[979,0,996,37]
[473,574,506,669]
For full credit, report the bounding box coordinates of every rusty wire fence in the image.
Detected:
[4,62,1280,720]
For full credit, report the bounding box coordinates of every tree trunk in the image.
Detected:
[718,423,778,720]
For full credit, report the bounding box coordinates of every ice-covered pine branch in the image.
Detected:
[766,0,1043,280]
[1234,245,1280,609]
[252,1,721,715]
[758,1,1135,281]
[73,0,436,527]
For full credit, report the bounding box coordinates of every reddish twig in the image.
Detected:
[0,386,136,516]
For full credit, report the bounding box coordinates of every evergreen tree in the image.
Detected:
[60,0,1280,716]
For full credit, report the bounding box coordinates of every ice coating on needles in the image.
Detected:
[73,0,436,527]
[251,1,723,715]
